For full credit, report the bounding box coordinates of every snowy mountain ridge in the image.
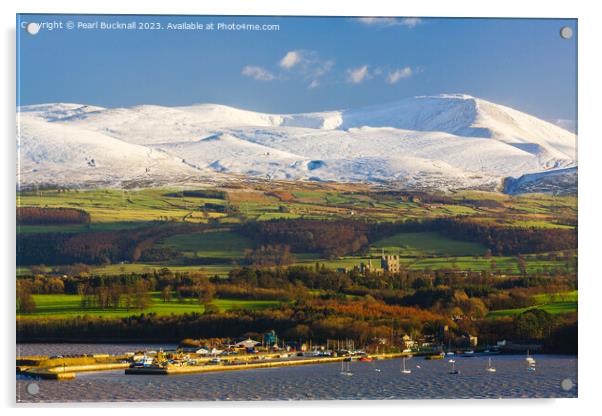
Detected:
[17,94,577,192]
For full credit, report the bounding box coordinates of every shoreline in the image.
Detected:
[16,341,575,356]
[17,352,410,380]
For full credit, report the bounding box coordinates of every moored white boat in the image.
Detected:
[401,357,412,374]
[486,357,497,373]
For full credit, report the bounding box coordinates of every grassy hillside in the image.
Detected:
[19,293,282,319]
[487,291,578,317]
[158,230,252,260]
[369,232,487,257]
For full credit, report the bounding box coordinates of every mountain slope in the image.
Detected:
[18,113,203,188]
[17,94,577,192]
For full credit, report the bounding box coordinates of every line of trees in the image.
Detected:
[427,218,577,255]
[17,223,207,266]
[17,207,91,225]
[240,217,576,260]
[241,219,372,258]
[244,244,296,267]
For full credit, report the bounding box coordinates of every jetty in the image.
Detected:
[17,355,130,380]
[18,351,413,380]
[125,353,406,376]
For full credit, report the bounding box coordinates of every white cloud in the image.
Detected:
[357,17,422,28]
[346,65,371,84]
[279,50,334,88]
[280,50,303,69]
[387,67,413,84]
[241,65,275,81]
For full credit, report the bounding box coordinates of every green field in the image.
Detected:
[487,291,578,317]
[370,232,487,257]
[407,255,574,274]
[90,263,234,277]
[17,221,154,234]
[17,188,227,224]
[487,302,577,317]
[20,293,282,319]
[159,230,253,259]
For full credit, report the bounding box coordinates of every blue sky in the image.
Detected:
[17,15,577,125]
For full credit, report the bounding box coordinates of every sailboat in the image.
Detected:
[372,346,381,372]
[401,357,412,374]
[526,350,536,371]
[449,361,460,375]
[340,359,353,376]
[486,357,496,373]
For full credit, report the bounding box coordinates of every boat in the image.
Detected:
[461,350,475,357]
[340,360,353,376]
[486,357,496,373]
[401,357,412,374]
[448,361,460,375]
[525,350,536,365]
[526,350,536,371]
[448,358,456,363]
[359,356,373,362]
[130,355,154,368]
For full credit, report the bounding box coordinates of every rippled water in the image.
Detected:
[17,344,577,402]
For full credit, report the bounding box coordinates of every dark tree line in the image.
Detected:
[370,191,504,208]
[17,207,91,225]
[17,224,206,266]
[241,219,373,258]
[244,244,296,267]
[477,309,577,354]
[428,218,577,255]
[164,189,227,199]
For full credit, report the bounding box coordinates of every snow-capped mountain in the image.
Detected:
[17,94,577,192]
